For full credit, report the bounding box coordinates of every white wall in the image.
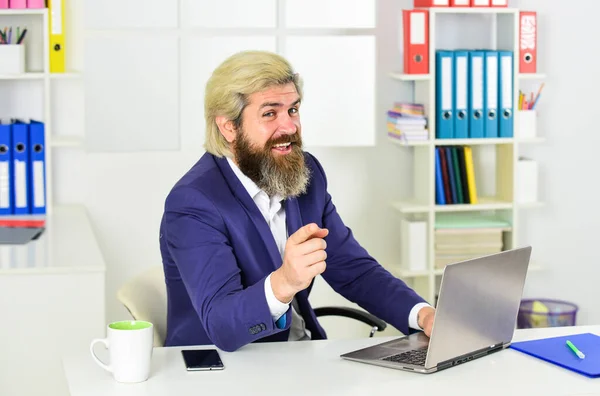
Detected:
[54,0,600,342]
[511,0,600,326]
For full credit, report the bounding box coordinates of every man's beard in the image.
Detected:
[233,129,310,199]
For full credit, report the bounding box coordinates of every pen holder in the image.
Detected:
[518,110,537,139]
[0,45,25,74]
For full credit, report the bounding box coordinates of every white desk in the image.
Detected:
[63,325,600,396]
[0,205,106,396]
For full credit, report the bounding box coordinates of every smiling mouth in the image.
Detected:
[271,142,292,154]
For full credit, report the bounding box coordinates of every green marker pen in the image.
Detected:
[566,340,585,359]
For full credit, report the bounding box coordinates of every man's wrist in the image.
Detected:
[264,274,290,321]
[270,269,295,304]
[417,306,435,329]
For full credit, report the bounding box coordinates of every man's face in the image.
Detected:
[232,82,309,198]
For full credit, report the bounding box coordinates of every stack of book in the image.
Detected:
[387,103,428,142]
[434,228,504,269]
[435,145,478,205]
[434,213,510,270]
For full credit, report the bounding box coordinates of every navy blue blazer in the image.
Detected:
[159,151,426,351]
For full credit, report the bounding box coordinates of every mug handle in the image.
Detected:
[90,338,112,373]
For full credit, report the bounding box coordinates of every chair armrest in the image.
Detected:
[314,306,387,332]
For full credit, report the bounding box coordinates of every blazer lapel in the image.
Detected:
[284,196,303,237]
[285,197,310,298]
[213,155,282,271]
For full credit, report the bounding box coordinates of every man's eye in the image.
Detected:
[289,108,298,115]
[263,111,275,117]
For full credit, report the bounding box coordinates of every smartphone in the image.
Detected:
[181,349,225,371]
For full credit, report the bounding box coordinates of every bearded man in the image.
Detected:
[159,50,436,352]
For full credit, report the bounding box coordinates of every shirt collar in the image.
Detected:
[226,157,284,204]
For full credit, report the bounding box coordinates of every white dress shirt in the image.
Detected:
[226,158,429,339]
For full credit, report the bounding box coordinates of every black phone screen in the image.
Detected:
[181,349,225,371]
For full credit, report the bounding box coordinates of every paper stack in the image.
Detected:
[387,103,428,142]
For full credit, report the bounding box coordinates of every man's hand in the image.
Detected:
[417,306,435,337]
[270,223,329,303]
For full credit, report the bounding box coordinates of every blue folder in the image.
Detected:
[436,51,454,139]
[483,51,499,138]
[498,51,514,138]
[0,121,13,215]
[12,120,30,215]
[468,51,484,138]
[445,147,457,204]
[453,50,469,139]
[29,120,46,215]
[510,333,600,378]
[434,148,446,205]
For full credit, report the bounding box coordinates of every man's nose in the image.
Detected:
[278,114,297,135]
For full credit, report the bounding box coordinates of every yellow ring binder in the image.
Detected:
[48,0,65,73]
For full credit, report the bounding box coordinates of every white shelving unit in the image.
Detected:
[389,7,545,304]
[0,8,83,216]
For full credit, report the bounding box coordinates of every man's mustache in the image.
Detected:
[267,133,301,147]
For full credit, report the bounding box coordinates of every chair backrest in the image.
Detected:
[116,266,167,347]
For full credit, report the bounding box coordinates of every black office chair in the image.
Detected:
[314,306,387,338]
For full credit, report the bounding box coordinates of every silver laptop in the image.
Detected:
[340,246,532,374]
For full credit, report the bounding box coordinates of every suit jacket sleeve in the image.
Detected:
[309,155,427,335]
[163,186,291,352]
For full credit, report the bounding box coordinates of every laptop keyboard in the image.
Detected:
[382,347,427,366]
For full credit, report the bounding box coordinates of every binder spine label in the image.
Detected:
[0,162,8,209]
[411,13,425,44]
[442,58,452,109]
[33,161,45,208]
[472,57,483,108]
[487,57,497,108]
[15,160,26,208]
[501,56,513,108]
[456,56,467,109]
[520,15,536,52]
[51,0,63,35]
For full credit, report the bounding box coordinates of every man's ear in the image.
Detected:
[215,116,237,143]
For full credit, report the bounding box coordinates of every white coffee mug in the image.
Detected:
[90,320,154,383]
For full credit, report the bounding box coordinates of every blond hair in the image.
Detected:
[204,50,303,158]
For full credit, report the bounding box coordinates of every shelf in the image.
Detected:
[390,73,544,85]
[50,72,82,80]
[518,137,545,144]
[388,136,430,147]
[517,201,545,209]
[389,72,431,82]
[429,7,517,15]
[436,262,541,275]
[0,73,45,80]
[0,72,81,81]
[391,197,516,213]
[390,268,430,279]
[435,197,513,212]
[391,262,542,279]
[0,205,106,275]
[386,5,545,305]
[391,200,430,214]
[50,136,84,148]
[436,138,513,145]
[0,9,46,16]
[519,73,546,80]
[390,137,545,146]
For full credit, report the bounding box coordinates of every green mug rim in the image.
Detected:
[108,320,153,331]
